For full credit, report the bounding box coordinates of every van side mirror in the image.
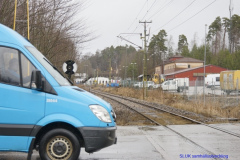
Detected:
[31,70,43,90]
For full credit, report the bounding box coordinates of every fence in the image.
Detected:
[118,79,240,107]
[153,79,240,107]
[85,79,240,107]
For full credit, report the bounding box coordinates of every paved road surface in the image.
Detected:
[0,123,239,160]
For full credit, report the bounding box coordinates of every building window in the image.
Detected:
[188,64,190,68]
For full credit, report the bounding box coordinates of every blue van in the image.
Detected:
[0,24,117,160]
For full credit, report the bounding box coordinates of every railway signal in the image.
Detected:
[62,60,77,79]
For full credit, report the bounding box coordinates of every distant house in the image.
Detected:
[155,56,203,75]
[164,64,227,85]
[74,73,87,84]
[86,77,109,85]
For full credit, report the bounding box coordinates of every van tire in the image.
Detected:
[39,128,80,160]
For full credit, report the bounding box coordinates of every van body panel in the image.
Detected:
[0,82,45,152]
[54,86,112,111]
[0,136,29,152]
[36,114,84,127]
[44,86,115,127]
[0,83,45,124]
[0,24,117,157]
[0,24,33,47]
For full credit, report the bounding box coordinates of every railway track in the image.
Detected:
[91,90,235,160]
[91,89,240,139]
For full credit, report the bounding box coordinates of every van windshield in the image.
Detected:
[26,46,70,86]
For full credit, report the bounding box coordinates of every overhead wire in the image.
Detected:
[125,0,148,33]
[140,0,157,22]
[131,0,158,34]
[147,0,175,21]
[116,0,148,49]
[129,0,162,48]
[167,0,217,33]
[119,0,176,48]
[159,0,197,29]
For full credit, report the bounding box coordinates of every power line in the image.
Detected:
[140,0,157,22]
[147,0,174,21]
[125,0,148,33]
[159,0,197,29]
[131,0,160,34]
[167,0,216,33]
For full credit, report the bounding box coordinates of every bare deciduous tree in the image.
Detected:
[0,0,93,72]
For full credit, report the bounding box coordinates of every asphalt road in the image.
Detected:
[0,123,240,160]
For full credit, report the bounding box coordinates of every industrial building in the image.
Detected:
[155,56,204,75]
[164,64,227,85]
[155,56,227,84]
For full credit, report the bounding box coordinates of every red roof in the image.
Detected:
[174,57,203,63]
[160,56,203,66]
[164,64,227,76]
[169,56,183,61]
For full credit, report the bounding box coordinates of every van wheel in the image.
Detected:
[39,128,80,160]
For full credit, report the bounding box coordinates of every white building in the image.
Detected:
[86,77,121,85]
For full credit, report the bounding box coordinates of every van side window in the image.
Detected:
[21,54,36,88]
[0,47,20,86]
[0,47,36,88]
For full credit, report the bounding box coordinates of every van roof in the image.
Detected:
[0,24,33,47]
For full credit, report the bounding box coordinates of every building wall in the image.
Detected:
[155,66,161,75]
[175,62,203,69]
[164,63,175,74]
[163,62,203,74]
[165,65,227,84]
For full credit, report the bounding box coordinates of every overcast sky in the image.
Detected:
[81,0,240,54]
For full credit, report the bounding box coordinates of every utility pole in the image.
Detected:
[97,66,98,85]
[109,58,112,85]
[26,0,30,40]
[139,20,152,100]
[204,24,207,106]
[13,0,17,31]
[131,63,137,83]
[229,0,233,53]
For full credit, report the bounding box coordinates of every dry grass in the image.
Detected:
[85,85,240,120]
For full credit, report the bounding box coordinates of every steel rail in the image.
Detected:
[92,90,226,160]
[91,89,240,139]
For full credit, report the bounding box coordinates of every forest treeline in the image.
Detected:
[81,14,240,79]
